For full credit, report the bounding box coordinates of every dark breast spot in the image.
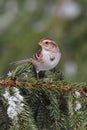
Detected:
[50,57,55,61]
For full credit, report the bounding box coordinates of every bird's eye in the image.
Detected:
[45,41,48,44]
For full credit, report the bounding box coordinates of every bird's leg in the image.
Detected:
[36,71,39,80]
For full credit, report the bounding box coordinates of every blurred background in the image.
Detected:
[0,0,87,82]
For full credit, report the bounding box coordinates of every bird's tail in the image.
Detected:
[10,59,31,65]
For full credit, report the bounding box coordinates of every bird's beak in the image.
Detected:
[38,42,43,46]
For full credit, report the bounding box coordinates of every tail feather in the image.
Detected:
[10,59,30,65]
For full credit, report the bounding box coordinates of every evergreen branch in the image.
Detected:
[0,76,87,99]
[0,63,87,129]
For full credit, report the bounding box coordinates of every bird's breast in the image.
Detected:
[38,51,61,71]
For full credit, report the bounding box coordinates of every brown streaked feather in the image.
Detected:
[32,49,42,61]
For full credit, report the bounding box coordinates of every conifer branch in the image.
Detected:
[0,63,87,130]
[0,76,87,99]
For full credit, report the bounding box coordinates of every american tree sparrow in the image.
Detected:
[11,38,61,79]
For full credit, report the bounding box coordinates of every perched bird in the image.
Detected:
[11,38,61,79]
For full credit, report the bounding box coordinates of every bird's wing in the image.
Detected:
[10,49,43,65]
[32,49,42,61]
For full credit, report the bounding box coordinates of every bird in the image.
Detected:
[11,38,61,79]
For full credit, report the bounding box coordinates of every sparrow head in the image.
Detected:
[38,38,58,51]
